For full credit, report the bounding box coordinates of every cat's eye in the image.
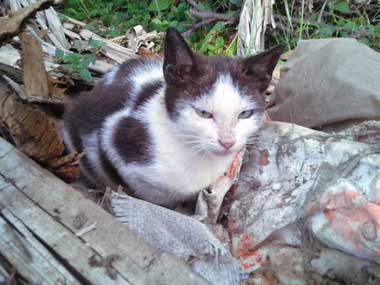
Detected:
[195,109,213,119]
[239,109,254,119]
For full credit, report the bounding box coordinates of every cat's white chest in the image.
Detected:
[126,143,233,205]
[122,95,234,205]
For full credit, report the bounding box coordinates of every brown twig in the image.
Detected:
[183,0,240,37]
[182,18,216,37]
[190,9,239,23]
[187,0,203,11]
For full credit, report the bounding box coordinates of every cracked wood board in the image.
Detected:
[0,210,80,285]
[0,138,207,285]
[0,168,130,284]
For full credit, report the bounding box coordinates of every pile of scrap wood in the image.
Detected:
[0,0,162,182]
[0,1,208,284]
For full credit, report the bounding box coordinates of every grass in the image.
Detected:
[269,0,380,51]
[59,0,380,81]
[61,0,241,55]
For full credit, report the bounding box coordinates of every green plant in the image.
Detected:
[55,39,105,81]
[62,0,241,55]
[270,0,380,51]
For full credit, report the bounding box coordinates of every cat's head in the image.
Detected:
[163,27,284,156]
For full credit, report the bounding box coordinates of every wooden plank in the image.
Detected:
[79,29,137,64]
[0,262,9,284]
[0,210,80,285]
[0,138,207,285]
[0,181,130,285]
[19,32,49,100]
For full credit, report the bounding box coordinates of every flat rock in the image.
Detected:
[267,38,380,129]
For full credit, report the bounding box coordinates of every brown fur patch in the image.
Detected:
[113,116,151,164]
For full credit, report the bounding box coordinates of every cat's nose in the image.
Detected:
[218,139,236,150]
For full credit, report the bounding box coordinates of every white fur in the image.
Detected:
[99,91,234,206]
[75,63,263,207]
[176,74,262,156]
[128,61,163,98]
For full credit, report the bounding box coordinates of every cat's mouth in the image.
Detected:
[211,148,235,157]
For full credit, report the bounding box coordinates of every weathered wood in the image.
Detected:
[0,211,80,284]
[0,181,130,284]
[0,138,207,284]
[19,32,49,100]
[0,0,62,44]
[80,29,137,64]
[0,262,9,284]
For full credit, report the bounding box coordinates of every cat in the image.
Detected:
[63,27,284,207]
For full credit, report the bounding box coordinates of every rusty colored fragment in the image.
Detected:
[47,152,83,183]
[20,32,49,100]
[0,76,64,161]
[0,0,63,44]
[259,149,270,166]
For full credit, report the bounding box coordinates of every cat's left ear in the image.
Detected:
[163,27,197,84]
[241,44,285,92]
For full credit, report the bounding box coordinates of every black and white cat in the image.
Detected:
[64,27,284,207]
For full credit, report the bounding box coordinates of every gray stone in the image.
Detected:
[267,38,380,129]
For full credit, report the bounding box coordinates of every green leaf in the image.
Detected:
[199,22,225,53]
[215,37,224,48]
[225,35,237,56]
[78,68,92,81]
[148,0,172,12]
[207,44,215,52]
[319,26,335,38]
[333,1,350,13]
[55,49,64,60]
[80,54,96,67]
[342,22,357,31]
[74,40,83,53]
[368,24,380,34]
[358,38,370,46]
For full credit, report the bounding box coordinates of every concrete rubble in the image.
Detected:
[110,39,380,284]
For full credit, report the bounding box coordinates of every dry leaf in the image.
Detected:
[47,152,83,168]
[46,152,83,183]
[47,74,67,98]
[0,76,64,161]
[52,165,81,183]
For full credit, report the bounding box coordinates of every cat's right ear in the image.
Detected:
[163,27,196,84]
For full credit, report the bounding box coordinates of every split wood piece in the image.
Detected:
[9,0,69,50]
[59,13,87,27]
[0,210,80,284]
[0,63,23,83]
[0,0,62,44]
[88,59,115,74]
[19,32,49,100]
[0,262,11,284]
[0,138,207,285]
[80,29,137,64]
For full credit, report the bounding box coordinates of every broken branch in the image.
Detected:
[184,0,239,36]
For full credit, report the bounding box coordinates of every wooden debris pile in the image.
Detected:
[0,0,162,183]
